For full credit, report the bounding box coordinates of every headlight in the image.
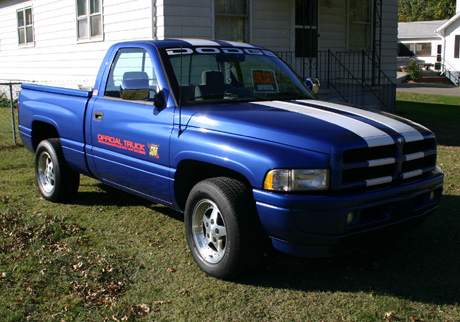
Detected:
[264,169,329,191]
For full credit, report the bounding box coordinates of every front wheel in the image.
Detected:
[184,177,264,279]
[35,138,80,202]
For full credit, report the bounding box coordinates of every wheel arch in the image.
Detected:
[31,121,60,151]
[173,159,253,212]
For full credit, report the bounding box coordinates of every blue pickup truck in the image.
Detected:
[18,39,444,279]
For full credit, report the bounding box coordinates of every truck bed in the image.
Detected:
[18,83,93,175]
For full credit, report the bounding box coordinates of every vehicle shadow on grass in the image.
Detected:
[240,194,460,306]
[71,182,184,222]
[396,101,460,147]
[71,182,459,305]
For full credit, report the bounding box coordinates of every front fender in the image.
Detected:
[170,126,331,188]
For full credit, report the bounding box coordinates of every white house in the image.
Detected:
[398,20,446,69]
[0,0,399,111]
[435,4,460,85]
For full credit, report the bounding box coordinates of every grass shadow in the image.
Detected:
[396,100,460,147]
[239,194,460,306]
[70,182,184,222]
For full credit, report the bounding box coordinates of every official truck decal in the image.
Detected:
[97,134,146,155]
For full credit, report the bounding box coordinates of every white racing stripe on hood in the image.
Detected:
[253,101,394,147]
[300,100,425,142]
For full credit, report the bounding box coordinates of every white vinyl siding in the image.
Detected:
[0,0,399,89]
[158,0,213,39]
[0,0,153,88]
[443,18,460,70]
[318,1,347,51]
[379,0,397,80]
[251,0,290,50]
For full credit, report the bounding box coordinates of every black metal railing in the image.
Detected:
[442,60,460,86]
[276,50,396,112]
[361,51,396,112]
[324,50,367,107]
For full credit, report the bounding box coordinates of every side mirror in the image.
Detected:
[153,90,165,108]
[120,79,149,100]
[305,77,320,95]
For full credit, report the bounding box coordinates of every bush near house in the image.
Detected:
[0,93,17,108]
[406,60,421,81]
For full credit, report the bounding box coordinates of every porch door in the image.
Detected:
[295,0,318,79]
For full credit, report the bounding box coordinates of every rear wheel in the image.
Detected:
[185,177,264,279]
[35,139,80,202]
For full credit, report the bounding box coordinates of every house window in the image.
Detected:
[409,43,432,57]
[215,0,248,42]
[348,0,371,50]
[295,0,318,58]
[455,35,460,59]
[17,7,34,46]
[76,0,103,40]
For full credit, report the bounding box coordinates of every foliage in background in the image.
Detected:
[0,92,18,108]
[398,0,456,21]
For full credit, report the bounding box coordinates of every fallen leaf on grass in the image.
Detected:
[130,304,151,317]
[166,266,176,274]
[385,311,401,321]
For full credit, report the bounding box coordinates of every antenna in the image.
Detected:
[178,25,184,136]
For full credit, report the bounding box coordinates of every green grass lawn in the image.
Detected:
[1,93,459,321]
[0,107,19,147]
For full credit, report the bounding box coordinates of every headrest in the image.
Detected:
[123,71,149,80]
[201,70,224,85]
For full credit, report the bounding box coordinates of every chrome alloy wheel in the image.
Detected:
[37,151,56,194]
[191,199,227,264]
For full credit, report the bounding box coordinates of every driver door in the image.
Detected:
[90,47,173,204]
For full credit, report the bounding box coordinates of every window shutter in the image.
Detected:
[455,35,460,59]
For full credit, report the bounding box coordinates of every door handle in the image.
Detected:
[93,111,104,121]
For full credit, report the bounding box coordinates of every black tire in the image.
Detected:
[184,177,264,279]
[35,138,80,202]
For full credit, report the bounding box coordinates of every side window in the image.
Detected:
[76,0,103,41]
[17,7,34,46]
[215,0,248,42]
[105,48,158,99]
[348,0,371,50]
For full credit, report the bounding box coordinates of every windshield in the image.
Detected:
[162,46,314,105]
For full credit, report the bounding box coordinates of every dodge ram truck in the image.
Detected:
[18,39,444,279]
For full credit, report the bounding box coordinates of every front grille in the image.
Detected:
[340,138,436,188]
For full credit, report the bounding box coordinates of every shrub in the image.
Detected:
[0,93,18,108]
[406,60,420,81]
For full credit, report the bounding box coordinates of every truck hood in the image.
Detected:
[185,99,431,154]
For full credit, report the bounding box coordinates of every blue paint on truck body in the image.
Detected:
[18,39,444,257]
